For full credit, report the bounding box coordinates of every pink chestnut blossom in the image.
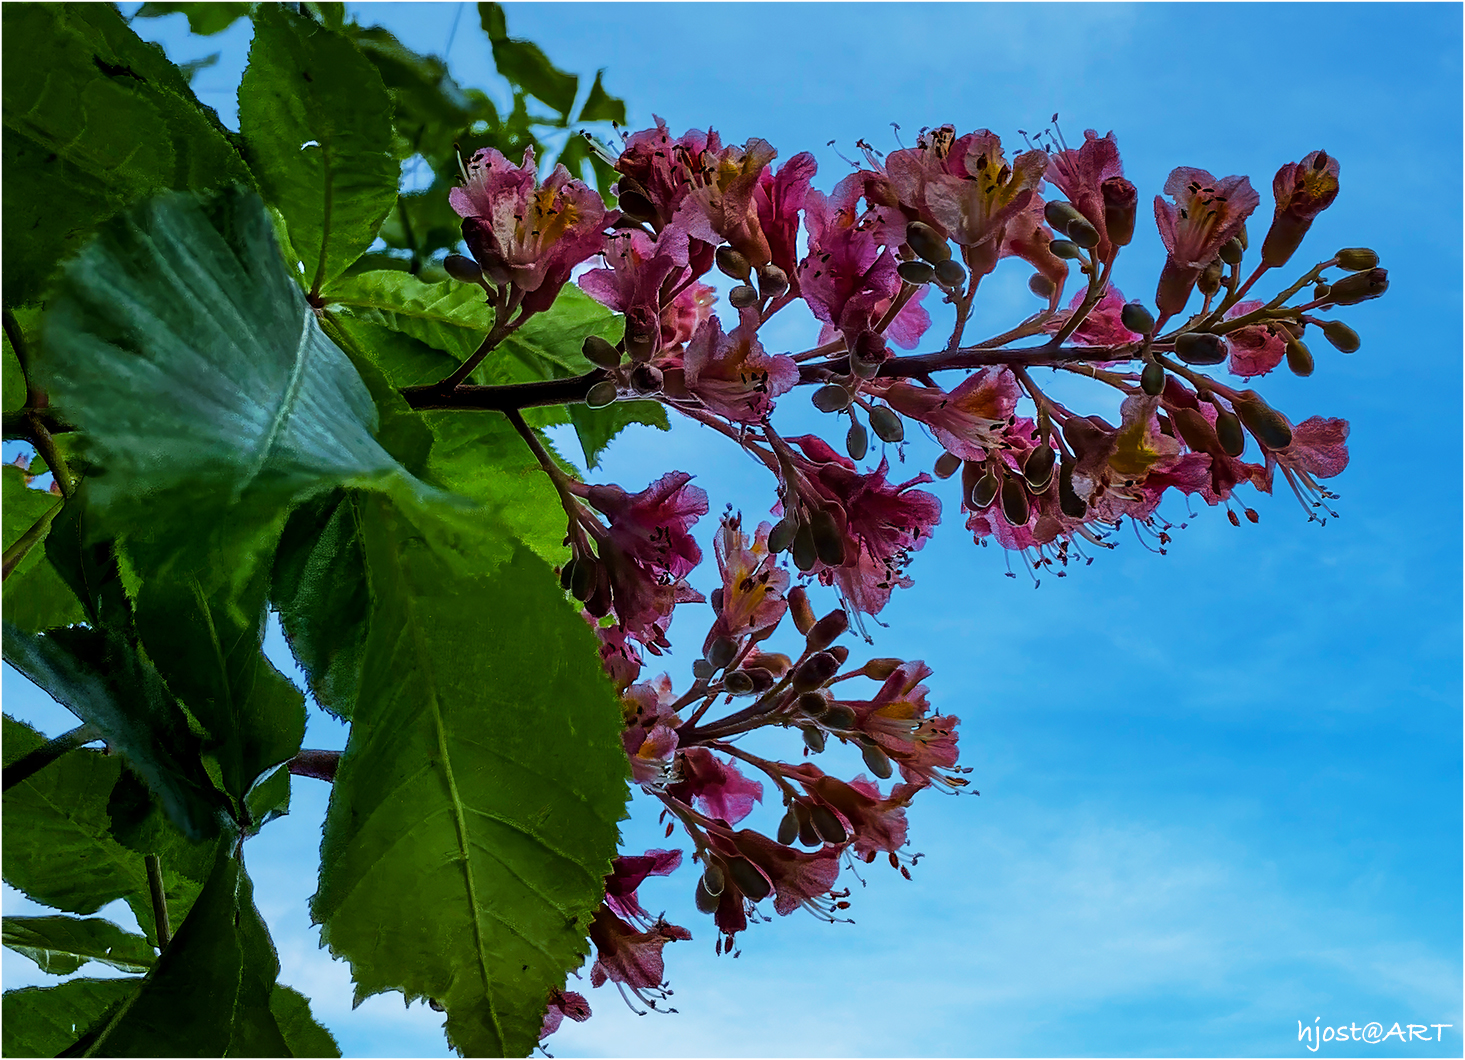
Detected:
[621,674,680,785]
[1223,300,1289,379]
[582,471,709,581]
[703,514,789,653]
[1044,128,1134,263]
[1042,284,1143,351]
[1153,167,1260,316]
[604,848,683,927]
[837,661,965,791]
[1261,150,1340,268]
[539,989,591,1041]
[875,368,1021,462]
[587,906,691,1010]
[921,130,1049,249]
[682,310,798,422]
[669,135,780,268]
[754,151,819,293]
[666,747,763,825]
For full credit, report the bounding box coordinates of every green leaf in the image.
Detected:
[325,270,495,360]
[33,187,411,518]
[478,3,578,117]
[348,24,478,165]
[271,491,370,721]
[3,915,156,975]
[244,765,291,835]
[577,70,626,125]
[568,399,670,471]
[87,844,293,1057]
[1,716,206,945]
[312,496,629,1057]
[2,978,140,1058]
[134,2,252,36]
[2,318,26,413]
[239,6,400,295]
[0,466,78,632]
[179,51,222,85]
[1,4,249,306]
[271,984,342,1058]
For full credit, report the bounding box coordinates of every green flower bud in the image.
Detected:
[788,585,815,634]
[559,558,577,591]
[582,334,622,369]
[1285,335,1314,377]
[1028,272,1057,300]
[846,420,869,461]
[897,259,936,285]
[767,515,797,555]
[695,875,720,913]
[1141,361,1165,396]
[792,651,840,693]
[716,245,752,280]
[615,177,658,224]
[933,451,962,479]
[1335,247,1379,271]
[971,471,1000,510]
[1000,474,1031,527]
[570,555,596,601]
[757,263,789,298]
[443,254,483,284]
[1313,283,1331,300]
[1214,409,1245,457]
[806,609,849,652]
[802,726,826,754]
[810,804,848,844]
[585,379,618,409]
[810,508,847,567]
[1058,457,1087,519]
[1235,393,1293,450]
[1044,200,1087,233]
[1120,302,1156,335]
[728,283,760,309]
[1049,238,1082,260]
[1324,268,1388,305]
[1066,217,1100,249]
[812,384,852,413]
[861,741,894,780]
[934,258,967,289]
[1174,332,1227,365]
[1219,237,1244,265]
[706,636,737,670]
[822,703,856,730]
[692,658,715,680]
[777,806,800,845]
[1197,258,1224,297]
[630,363,663,394]
[728,857,772,901]
[1022,444,1056,492]
[792,520,818,572]
[1322,320,1360,353]
[868,405,904,443]
[723,669,755,695]
[905,221,951,263]
[1173,407,1219,454]
[796,803,821,847]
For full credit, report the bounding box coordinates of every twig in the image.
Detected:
[1,723,101,791]
[145,854,171,949]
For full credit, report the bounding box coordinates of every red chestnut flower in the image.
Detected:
[1223,300,1289,379]
[582,471,709,581]
[1152,167,1259,316]
[539,989,591,1042]
[1044,128,1134,263]
[1261,150,1340,268]
[682,310,798,422]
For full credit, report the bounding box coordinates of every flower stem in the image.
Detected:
[2,495,62,581]
[145,853,172,949]
[1,723,101,792]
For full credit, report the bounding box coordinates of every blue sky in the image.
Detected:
[4,3,1461,1058]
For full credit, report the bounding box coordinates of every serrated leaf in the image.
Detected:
[1,4,249,306]
[88,845,292,1057]
[3,623,227,840]
[312,496,629,1057]
[478,3,577,117]
[33,187,411,518]
[1,715,207,945]
[134,2,252,36]
[577,70,626,125]
[568,399,670,471]
[271,984,342,1058]
[2,977,141,1058]
[3,915,156,975]
[2,463,64,582]
[239,6,400,295]
[325,270,495,359]
[2,318,26,413]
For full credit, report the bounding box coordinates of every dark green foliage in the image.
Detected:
[3,914,157,975]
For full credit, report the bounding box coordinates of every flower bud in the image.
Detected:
[728,857,772,901]
[1101,176,1138,247]
[728,283,760,309]
[971,471,1000,509]
[1335,247,1379,271]
[1285,335,1314,377]
[798,690,829,717]
[1000,474,1031,527]
[828,644,849,665]
[716,245,751,280]
[897,260,935,285]
[961,460,983,511]
[861,741,894,780]
[1174,332,1227,365]
[846,420,869,461]
[1235,392,1293,450]
[933,258,967,289]
[806,609,849,652]
[1044,200,1087,234]
[1197,258,1224,297]
[796,803,821,847]
[777,806,800,845]
[1324,268,1387,305]
[570,555,597,601]
[802,726,826,753]
[812,384,851,413]
[810,804,848,844]
[1219,237,1244,265]
[1141,361,1165,396]
[615,177,657,223]
[758,652,792,676]
[1058,457,1087,519]
[723,669,755,695]
[1022,444,1056,492]
[706,636,737,670]
[559,558,576,591]
[1321,320,1360,353]
[868,405,904,443]
[1049,238,1082,260]
[792,521,818,572]
[1313,283,1331,301]
[1066,217,1100,249]
[810,507,847,567]
[792,651,840,693]
[859,658,903,680]
[933,451,962,479]
[788,585,815,635]
[905,221,951,263]
[767,515,797,555]
[695,875,720,913]
[822,703,856,730]
[630,363,663,394]
[757,263,789,298]
[1028,272,1057,300]
[443,254,483,284]
[742,667,776,693]
[692,658,714,680]
[1214,408,1245,457]
[582,334,622,369]
[1173,407,1219,454]
[585,380,619,409]
[1120,302,1155,335]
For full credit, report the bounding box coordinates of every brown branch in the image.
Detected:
[287,749,340,783]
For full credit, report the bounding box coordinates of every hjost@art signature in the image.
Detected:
[1299,1019,1452,1051]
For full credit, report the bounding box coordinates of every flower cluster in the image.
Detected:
[441,115,1382,1045]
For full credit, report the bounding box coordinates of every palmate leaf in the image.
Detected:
[239,5,400,295]
[0,3,248,306]
[1,977,141,1058]
[1,716,210,947]
[312,495,629,1058]
[3,914,157,975]
[325,270,497,360]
